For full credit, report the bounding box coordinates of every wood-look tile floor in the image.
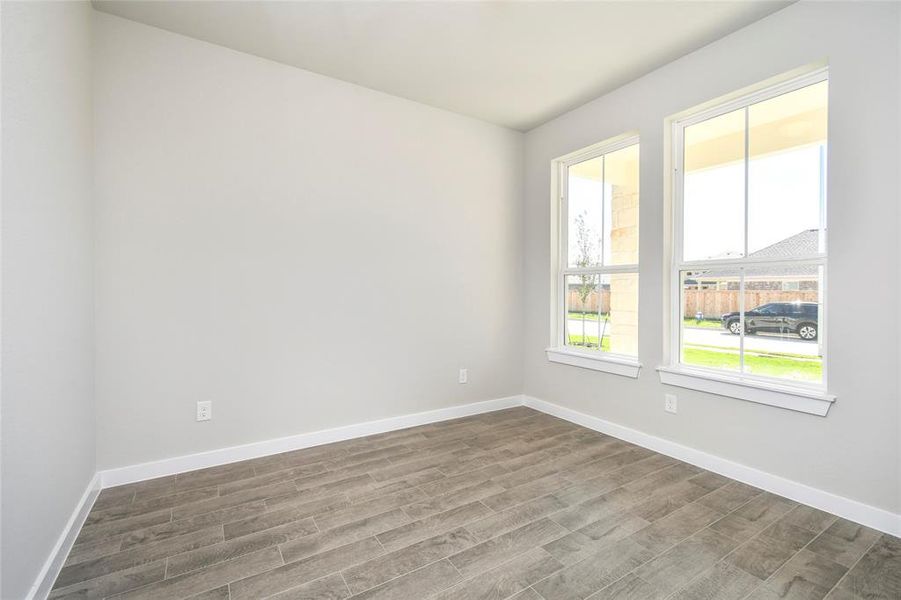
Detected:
[51,407,900,600]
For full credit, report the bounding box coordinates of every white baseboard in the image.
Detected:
[91,392,898,541]
[100,395,524,488]
[28,472,101,600]
[523,395,901,538]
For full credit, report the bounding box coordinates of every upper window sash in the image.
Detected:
[671,68,829,268]
[557,135,640,272]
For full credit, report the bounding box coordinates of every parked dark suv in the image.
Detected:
[721,302,818,340]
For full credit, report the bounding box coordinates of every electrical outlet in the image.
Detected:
[458,368,468,384]
[664,394,677,414]
[197,400,212,421]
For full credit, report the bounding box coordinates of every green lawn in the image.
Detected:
[566,335,610,352]
[682,347,822,382]
[567,313,611,351]
[685,343,818,361]
[683,318,723,330]
[566,313,820,382]
[568,312,607,321]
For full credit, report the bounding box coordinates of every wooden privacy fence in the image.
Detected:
[682,290,817,319]
[567,290,610,314]
[568,289,817,318]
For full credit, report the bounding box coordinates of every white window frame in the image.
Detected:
[547,134,641,378]
[658,68,835,416]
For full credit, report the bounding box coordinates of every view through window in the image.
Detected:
[560,140,639,357]
[675,74,827,385]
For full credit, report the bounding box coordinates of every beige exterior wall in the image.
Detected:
[608,147,639,355]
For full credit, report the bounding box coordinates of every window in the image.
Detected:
[661,69,834,415]
[548,136,640,377]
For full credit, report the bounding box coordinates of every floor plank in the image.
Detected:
[49,408,899,599]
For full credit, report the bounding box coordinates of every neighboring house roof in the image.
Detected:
[688,229,820,281]
[749,229,819,259]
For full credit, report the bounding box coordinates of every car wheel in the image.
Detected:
[728,320,742,335]
[798,323,818,340]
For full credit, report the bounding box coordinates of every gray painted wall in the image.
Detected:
[1,2,96,597]
[523,1,901,514]
[92,13,524,470]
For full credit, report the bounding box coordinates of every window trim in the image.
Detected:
[657,365,835,416]
[548,133,641,377]
[661,68,835,415]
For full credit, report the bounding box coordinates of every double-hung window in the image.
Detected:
[548,136,640,377]
[661,69,833,415]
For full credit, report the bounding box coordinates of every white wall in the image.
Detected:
[523,1,901,515]
[93,13,523,470]
[1,1,95,598]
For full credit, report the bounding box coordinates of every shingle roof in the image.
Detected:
[688,229,820,280]
[749,229,819,259]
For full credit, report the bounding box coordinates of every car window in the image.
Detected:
[754,304,776,314]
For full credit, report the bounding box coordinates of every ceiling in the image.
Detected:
[92,1,792,131]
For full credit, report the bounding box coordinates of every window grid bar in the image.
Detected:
[743,106,750,259]
[599,155,606,266]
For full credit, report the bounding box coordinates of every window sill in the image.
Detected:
[546,347,641,378]
[656,366,835,416]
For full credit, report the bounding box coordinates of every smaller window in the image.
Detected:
[548,136,640,376]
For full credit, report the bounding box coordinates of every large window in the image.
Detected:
[549,136,640,376]
[666,70,829,409]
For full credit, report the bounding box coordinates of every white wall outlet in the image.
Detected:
[458,368,468,384]
[196,400,212,421]
[664,394,678,414]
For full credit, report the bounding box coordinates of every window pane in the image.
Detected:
[683,109,745,261]
[681,266,824,383]
[564,272,638,355]
[567,156,603,268]
[680,269,741,372]
[564,274,602,349]
[741,266,822,383]
[604,144,639,266]
[607,273,639,356]
[748,81,827,256]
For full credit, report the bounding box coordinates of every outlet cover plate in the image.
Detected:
[664,394,677,414]
[197,400,212,421]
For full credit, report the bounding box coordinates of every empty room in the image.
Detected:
[2,1,900,599]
